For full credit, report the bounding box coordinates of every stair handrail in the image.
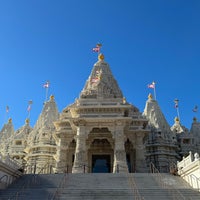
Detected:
[190,174,200,192]
[49,172,68,200]
[8,174,36,200]
[70,163,92,173]
[0,166,23,191]
[116,164,144,200]
[150,162,186,200]
[8,162,51,199]
[0,174,9,188]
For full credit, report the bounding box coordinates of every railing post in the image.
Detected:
[50,165,52,174]
[83,164,86,173]
[33,163,36,174]
[117,164,119,173]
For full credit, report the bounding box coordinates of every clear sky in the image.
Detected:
[0,0,200,131]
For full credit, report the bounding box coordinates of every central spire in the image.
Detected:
[80,53,123,99]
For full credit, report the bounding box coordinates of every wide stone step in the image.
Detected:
[1,173,200,200]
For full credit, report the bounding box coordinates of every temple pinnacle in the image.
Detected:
[98,53,104,61]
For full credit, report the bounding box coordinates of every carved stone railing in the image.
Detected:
[177,151,200,191]
[0,153,22,170]
[150,162,186,199]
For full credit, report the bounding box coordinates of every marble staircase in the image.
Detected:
[0,173,200,200]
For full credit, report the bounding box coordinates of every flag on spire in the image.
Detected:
[27,100,33,112]
[193,105,198,112]
[147,81,156,100]
[92,46,100,52]
[174,99,179,108]
[174,98,180,121]
[43,81,50,88]
[147,81,155,89]
[92,43,102,53]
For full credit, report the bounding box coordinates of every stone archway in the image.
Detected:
[87,128,114,173]
[89,138,113,173]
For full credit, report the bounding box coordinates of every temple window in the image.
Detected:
[124,110,129,117]
[15,140,22,145]
[182,139,190,144]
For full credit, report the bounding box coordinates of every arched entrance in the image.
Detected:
[92,154,111,173]
[88,136,114,173]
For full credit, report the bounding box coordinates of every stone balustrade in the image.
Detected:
[177,151,200,191]
[0,154,23,189]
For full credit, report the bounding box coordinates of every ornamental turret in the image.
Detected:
[80,53,123,99]
[25,95,59,174]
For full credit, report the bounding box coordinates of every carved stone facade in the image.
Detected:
[53,54,149,173]
[0,53,199,174]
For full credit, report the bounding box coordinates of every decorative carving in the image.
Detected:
[73,119,86,126]
[115,150,126,161]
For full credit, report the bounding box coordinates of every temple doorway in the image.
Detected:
[92,154,111,173]
[87,135,114,173]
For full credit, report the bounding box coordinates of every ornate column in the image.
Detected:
[72,124,88,173]
[135,132,146,172]
[113,122,128,173]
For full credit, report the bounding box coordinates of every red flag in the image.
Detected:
[174,99,179,108]
[43,81,50,88]
[92,46,100,52]
[148,82,155,89]
[193,105,198,112]
[92,43,102,53]
[27,100,33,112]
[27,105,31,112]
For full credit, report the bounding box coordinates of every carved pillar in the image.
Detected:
[135,132,146,172]
[113,123,128,173]
[72,125,87,173]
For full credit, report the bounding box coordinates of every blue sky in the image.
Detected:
[0,0,200,130]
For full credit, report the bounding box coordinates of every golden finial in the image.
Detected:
[50,95,54,100]
[193,117,197,122]
[8,118,12,123]
[175,117,179,122]
[148,93,153,100]
[98,53,104,61]
[25,118,30,124]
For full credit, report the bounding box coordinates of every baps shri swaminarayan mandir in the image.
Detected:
[1,53,200,174]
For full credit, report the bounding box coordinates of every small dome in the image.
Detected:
[193,117,197,122]
[175,117,180,122]
[50,95,54,100]
[98,53,104,61]
[148,93,153,100]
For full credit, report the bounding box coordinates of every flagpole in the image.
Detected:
[147,81,157,100]
[153,82,156,100]
[192,105,198,119]
[97,43,102,55]
[4,106,9,123]
[174,99,180,121]
[43,81,50,103]
[176,107,180,121]
[45,87,49,102]
[27,100,33,119]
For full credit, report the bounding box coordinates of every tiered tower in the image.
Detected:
[53,54,149,173]
[24,95,59,173]
[143,94,179,172]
